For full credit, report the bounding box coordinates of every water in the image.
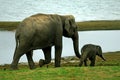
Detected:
[0,0,120,21]
[0,31,120,64]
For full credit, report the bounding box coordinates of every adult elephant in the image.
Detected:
[10,13,81,70]
[79,44,106,66]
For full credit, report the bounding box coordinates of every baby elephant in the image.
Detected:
[79,44,106,66]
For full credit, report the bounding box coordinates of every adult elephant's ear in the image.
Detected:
[64,18,70,34]
[63,15,75,37]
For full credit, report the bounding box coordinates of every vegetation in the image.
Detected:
[0,66,120,80]
[0,52,120,80]
[0,21,20,31]
[0,20,120,31]
[77,20,120,31]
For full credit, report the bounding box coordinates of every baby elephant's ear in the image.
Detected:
[96,45,102,54]
[96,45,100,49]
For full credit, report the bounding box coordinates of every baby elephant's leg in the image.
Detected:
[89,57,95,66]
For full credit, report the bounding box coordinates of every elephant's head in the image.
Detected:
[61,15,81,58]
[96,46,106,61]
[62,15,76,37]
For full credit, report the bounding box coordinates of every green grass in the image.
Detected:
[0,66,120,80]
[96,51,120,66]
[0,52,120,80]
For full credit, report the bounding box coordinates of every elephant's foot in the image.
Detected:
[29,63,36,70]
[79,61,83,67]
[90,63,95,67]
[55,62,60,67]
[79,63,82,67]
[84,63,88,66]
[10,64,18,70]
[29,66,36,70]
[55,65,60,67]
[39,59,45,67]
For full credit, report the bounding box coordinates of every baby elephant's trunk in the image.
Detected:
[99,55,106,61]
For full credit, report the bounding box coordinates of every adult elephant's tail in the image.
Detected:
[13,32,20,58]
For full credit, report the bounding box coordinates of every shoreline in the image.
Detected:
[0,51,120,66]
[0,20,120,31]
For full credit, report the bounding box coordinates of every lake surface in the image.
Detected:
[0,31,120,64]
[0,0,120,21]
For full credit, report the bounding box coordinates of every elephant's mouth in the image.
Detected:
[63,30,74,38]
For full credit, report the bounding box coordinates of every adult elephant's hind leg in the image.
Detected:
[26,50,35,69]
[10,47,25,70]
[39,46,51,67]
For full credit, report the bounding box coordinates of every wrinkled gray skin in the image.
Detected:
[79,44,106,66]
[10,13,81,70]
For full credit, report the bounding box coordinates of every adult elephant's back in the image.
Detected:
[16,14,62,49]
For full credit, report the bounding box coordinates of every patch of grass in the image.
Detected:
[77,20,120,31]
[0,52,120,80]
[0,20,120,31]
[96,51,120,66]
[0,21,20,31]
[0,66,120,80]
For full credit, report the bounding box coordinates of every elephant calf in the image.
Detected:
[79,44,106,66]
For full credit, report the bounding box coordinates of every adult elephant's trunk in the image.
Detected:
[72,32,81,58]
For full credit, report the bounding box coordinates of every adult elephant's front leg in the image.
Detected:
[26,51,35,69]
[55,37,62,67]
[39,46,52,67]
